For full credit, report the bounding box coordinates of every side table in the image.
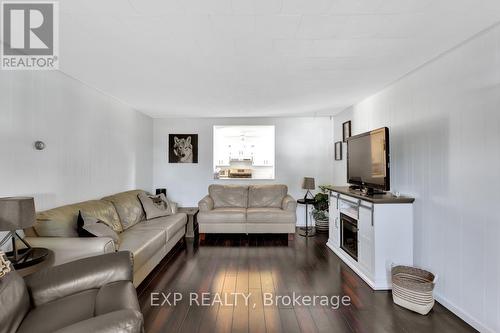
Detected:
[15,248,54,277]
[178,207,199,238]
[297,198,316,237]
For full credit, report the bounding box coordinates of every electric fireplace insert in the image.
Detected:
[340,213,358,261]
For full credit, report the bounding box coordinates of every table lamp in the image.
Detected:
[302,177,315,200]
[0,197,36,265]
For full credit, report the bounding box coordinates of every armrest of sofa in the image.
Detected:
[25,251,134,307]
[54,309,143,333]
[282,195,297,212]
[24,236,116,267]
[198,195,214,212]
[170,201,178,214]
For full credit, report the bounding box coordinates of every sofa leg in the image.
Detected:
[288,233,295,241]
[199,233,206,241]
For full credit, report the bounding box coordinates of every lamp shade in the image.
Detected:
[0,197,36,231]
[302,177,315,190]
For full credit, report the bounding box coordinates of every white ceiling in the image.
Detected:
[58,0,500,118]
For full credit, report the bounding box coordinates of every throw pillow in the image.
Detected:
[77,211,120,245]
[77,211,94,237]
[138,193,173,220]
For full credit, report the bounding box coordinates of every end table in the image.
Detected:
[297,198,316,237]
[15,248,53,277]
[178,207,199,238]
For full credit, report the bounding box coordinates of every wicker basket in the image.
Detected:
[391,265,436,315]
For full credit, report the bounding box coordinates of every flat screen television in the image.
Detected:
[347,127,390,193]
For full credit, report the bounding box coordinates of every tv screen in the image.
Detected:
[347,127,390,191]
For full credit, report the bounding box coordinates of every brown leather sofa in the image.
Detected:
[0,251,143,333]
[24,190,187,286]
[198,184,296,234]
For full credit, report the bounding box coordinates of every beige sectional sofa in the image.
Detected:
[23,190,187,286]
[198,184,297,234]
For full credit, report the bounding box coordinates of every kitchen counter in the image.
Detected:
[216,177,275,180]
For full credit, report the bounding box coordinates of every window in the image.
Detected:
[213,125,275,180]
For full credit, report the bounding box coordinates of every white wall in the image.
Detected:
[153,117,334,226]
[0,71,153,249]
[332,25,500,332]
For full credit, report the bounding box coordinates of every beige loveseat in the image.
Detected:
[198,184,296,235]
[23,190,187,286]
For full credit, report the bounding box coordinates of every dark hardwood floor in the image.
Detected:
[137,231,475,333]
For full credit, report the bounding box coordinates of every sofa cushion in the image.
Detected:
[198,208,246,224]
[35,200,122,237]
[209,185,248,208]
[102,190,146,230]
[246,208,296,224]
[118,229,166,270]
[158,215,186,242]
[129,214,187,242]
[248,185,287,208]
[17,289,98,333]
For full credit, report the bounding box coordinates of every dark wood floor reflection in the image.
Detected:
[137,231,475,333]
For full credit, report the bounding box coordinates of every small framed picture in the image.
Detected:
[342,120,351,142]
[169,134,198,163]
[335,141,342,161]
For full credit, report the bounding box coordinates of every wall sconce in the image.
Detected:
[34,141,46,150]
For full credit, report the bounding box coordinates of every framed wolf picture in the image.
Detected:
[169,134,198,163]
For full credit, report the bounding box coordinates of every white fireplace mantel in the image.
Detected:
[326,187,414,290]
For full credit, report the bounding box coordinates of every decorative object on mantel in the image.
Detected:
[392,265,437,315]
[312,185,330,233]
[342,120,351,142]
[301,177,315,200]
[334,141,342,160]
[0,197,49,269]
[169,134,198,163]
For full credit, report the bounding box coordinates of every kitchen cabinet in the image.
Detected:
[252,138,274,166]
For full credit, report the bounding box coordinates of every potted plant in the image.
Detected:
[312,185,330,233]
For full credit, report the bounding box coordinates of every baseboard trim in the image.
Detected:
[433,292,493,333]
[326,241,491,331]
